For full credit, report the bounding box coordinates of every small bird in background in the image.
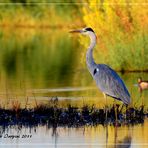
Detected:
[138,77,148,92]
[137,77,148,106]
[70,27,131,122]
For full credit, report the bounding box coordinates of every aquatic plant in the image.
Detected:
[0,103,147,128]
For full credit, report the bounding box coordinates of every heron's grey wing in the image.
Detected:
[93,64,130,104]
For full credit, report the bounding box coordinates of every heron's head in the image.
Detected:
[70,27,95,35]
[69,27,97,41]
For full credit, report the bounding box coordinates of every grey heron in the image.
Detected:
[70,27,131,120]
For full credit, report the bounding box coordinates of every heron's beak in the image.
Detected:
[69,30,82,33]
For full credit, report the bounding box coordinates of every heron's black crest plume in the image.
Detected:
[85,27,94,32]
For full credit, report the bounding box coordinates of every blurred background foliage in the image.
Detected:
[0,0,147,72]
[0,0,82,28]
[80,0,148,71]
[0,1,147,82]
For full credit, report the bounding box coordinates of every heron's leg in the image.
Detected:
[103,93,108,122]
[114,99,118,125]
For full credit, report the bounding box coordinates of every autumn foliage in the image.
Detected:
[81,0,148,71]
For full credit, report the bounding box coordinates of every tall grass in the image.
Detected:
[80,0,148,71]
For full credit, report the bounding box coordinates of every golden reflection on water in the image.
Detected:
[1,119,148,147]
[83,120,148,147]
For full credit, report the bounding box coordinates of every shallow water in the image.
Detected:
[0,119,148,148]
[0,28,147,147]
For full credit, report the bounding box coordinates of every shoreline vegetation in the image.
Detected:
[0,102,147,127]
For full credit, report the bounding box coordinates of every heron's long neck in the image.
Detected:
[86,32,97,73]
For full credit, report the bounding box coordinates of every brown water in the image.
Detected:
[0,28,147,147]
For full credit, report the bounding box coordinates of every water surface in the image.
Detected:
[0,119,148,148]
